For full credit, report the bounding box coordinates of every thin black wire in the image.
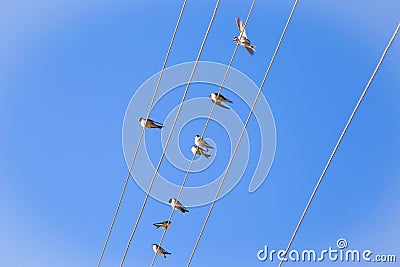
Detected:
[96,1,189,266]
[277,22,400,267]
[149,1,258,266]
[187,1,299,266]
[119,1,222,266]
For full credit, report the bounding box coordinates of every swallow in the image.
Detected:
[209,92,232,109]
[138,118,163,129]
[191,145,211,159]
[194,135,213,151]
[233,17,256,55]
[153,221,172,229]
[152,244,171,259]
[169,198,189,214]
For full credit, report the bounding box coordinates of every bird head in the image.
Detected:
[168,198,172,204]
[233,37,239,42]
[195,134,200,139]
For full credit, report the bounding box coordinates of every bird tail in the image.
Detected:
[179,207,189,213]
[163,252,171,259]
[153,223,161,228]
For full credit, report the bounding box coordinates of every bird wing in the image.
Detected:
[236,17,247,38]
[152,120,163,126]
[161,248,171,255]
[204,140,213,149]
[202,152,211,159]
[200,140,211,151]
[215,101,230,109]
[199,148,211,158]
[177,206,186,213]
[176,199,183,207]
[218,94,231,102]
[200,139,213,149]
[245,46,254,55]
[236,17,244,33]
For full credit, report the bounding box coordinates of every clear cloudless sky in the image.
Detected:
[0,0,399,266]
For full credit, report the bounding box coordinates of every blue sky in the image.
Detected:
[0,0,399,266]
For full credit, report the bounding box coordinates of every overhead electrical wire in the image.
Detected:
[186,1,299,266]
[149,0,257,266]
[277,22,400,267]
[96,1,189,266]
[119,1,222,266]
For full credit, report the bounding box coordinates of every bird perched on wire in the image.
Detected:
[209,92,232,109]
[233,17,256,55]
[153,221,172,229]
[138,118,163,129]
[194,135,213,151]
[191,145,211,159]
[152,244,171,259]
[169,198,189,214]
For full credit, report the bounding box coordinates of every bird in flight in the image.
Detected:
[153,221,172,229]
[169,198,189,214]
[233,17,256,55]
[138,118,163,129]
[209,92,232,109]
[194,135,213,152]
[152,244,171,259]
[191,145,211,159]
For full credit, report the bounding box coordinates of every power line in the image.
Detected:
[96,1,189,266]
[119,1,222,266]
[149,1,258,266]
[277,22,400,267]
[187,1,299,266]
